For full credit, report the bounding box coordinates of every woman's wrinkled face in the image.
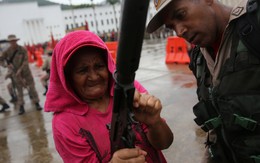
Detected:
[69,48,109,101]
[162,0,218,47]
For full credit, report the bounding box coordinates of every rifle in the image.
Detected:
[110,0,149,155]
[3,50,19,99]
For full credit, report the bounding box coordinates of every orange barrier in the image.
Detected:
[165,36,190,64]
[105,41,118,62]
[27,50,34,63]
[35,49,43,67]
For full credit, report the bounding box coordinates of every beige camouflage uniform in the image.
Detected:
[1,45,40,106]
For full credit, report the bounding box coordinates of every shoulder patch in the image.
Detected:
[232,7,244,16]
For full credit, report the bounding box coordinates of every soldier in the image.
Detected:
[40,50,52,96]
[0,34,42,115]
[0,41,17,103]
[147,0,260,162]
[0,96,9,113]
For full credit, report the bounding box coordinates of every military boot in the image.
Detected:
[9,94,17,103]
[18,105,25,115]
[35,102,43,111]
[0,103,10,112]
[43,86,48,96]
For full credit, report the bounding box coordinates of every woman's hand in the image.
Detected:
[133,91,162,127]
[132,90,174,150]
[110,148,147,163]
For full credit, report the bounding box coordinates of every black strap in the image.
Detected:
[237,0,260,59]
[6,49,18,65]
[79,128,103,162]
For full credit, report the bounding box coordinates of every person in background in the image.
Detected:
[0,34,43,115]
[0,96,9,113]
[41,50,52,96]
[44,30,173,163]
[147,0,260,162]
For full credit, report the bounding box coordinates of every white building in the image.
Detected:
[63,4,121,34]
[0,1,65,45]
[0,0,238,45]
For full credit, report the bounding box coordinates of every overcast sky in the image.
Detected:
[48,0,105,5]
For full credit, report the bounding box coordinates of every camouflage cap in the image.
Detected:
[147,0,173,33]
[7,34,20,42]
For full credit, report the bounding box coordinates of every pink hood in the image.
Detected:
[44,30,116,115]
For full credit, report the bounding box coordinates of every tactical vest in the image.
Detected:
[190,0,260,162]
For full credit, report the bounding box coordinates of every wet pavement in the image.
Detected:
[0,39,206,163]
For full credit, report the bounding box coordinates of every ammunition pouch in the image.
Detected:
[216,95,260,133]
[193,94,260,162]
[215,95,260,162]
[193,100,219,132]
[207,134,260,163]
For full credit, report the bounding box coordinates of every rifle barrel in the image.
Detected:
[110,0,150,155]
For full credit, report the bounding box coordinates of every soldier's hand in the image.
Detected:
[16,69,22,77]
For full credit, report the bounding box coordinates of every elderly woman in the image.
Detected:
[44,30,173,163]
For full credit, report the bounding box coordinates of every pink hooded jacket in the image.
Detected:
[44,30,166,163]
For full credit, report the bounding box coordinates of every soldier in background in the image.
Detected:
[0,40,17,103]
[0,34,43,115]
[40,50,52,96]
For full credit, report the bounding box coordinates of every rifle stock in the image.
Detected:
[110,0,149,155]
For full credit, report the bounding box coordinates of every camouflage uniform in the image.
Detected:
[1,44,42,114]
